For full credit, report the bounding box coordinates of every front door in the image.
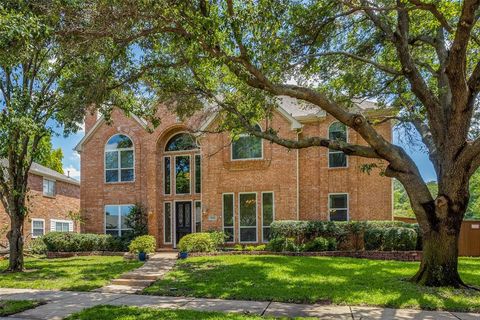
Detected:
[175,201,192,244]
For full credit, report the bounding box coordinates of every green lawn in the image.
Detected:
[0,256,142,291]
[0,300,41,316]
[143,255,480,312]
[65,305,311,320]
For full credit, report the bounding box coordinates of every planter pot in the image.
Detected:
[179,252,188,259]
[138,252,147,261]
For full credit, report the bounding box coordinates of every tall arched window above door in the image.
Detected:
[231,124,263,160]
[165,133,198,152]
[105,134,134,183]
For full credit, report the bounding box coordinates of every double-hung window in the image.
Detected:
[43,179,56,197]
[232,124,263,160]
[328,122,347,168]
[50,219,73,232]
[105,205,134,236]
[329,194,349,221]
[31,219,45,238]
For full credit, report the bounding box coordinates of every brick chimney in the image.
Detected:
[84,109,98,133]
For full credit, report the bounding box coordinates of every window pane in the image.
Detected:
[240,193,256,227]
[121,169,134,182]
[330,194,347,208]
[106,230,118,236]
[240,228,256,242]
[330,209,348,221]
[232,136,262,160]
[329,123,347,141]
[105,205,119,230]
[106,134,133,150]
[164,157,171,194]
[165,133,198,151]
[106,170,119,183]
[263,227,271,242]
[329,152,347,168]
[195,155,201,194]
[105,151,119,169]
[175,156,190,194]
[223,194,234,227]
[120,150,134,168]
[120,206,133,229]
[164,203,172,243]
[195,202,201,232]
[224,227,234,242]
[262,193,274,227]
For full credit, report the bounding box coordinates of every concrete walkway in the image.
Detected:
[95,252,177,294]
[0,288,479,320]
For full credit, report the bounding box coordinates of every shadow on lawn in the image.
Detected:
[144,255,480,312]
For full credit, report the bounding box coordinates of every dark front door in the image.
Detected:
[175,201,192,243]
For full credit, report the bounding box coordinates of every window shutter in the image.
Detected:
[69,221,74,232]
[50,220,56,231]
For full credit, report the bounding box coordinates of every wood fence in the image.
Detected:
[394,217,480,257]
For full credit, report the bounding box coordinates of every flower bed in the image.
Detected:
[46,251,126,259]
[188,250,422,261]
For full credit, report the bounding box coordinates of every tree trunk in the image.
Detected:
[7,214,24,272]
[411,227,463,287]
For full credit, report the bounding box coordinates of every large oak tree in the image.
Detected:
[82,0,480,287]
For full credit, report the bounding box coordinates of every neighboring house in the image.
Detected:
[0,162,80,245]
[75,97,393,248]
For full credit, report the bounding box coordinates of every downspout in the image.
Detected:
[296,130,301,221]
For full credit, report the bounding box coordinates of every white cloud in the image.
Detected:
[63,165,80,180]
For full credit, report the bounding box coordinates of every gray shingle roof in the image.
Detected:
[0,159,79,185]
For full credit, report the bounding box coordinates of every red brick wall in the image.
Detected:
[0,173,80,244]
[79,106,392,247]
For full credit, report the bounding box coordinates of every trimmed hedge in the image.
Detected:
[42,232,131,252]
[178,232,226,253]
[270,220,421,252]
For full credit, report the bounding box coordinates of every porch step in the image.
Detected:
[110,278,155,286]
[96,284,145,294]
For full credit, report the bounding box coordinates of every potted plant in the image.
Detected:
[128,235,156,261]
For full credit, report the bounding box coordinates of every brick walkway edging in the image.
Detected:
[188,250,423,261]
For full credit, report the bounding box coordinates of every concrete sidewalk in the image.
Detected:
[0,288,479,320]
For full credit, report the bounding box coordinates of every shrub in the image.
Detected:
[27,238,47,255]
[303,237,329,252]
[233,244,243,251]
[42,232,78,252]
[208,231,226,249]
[327,237,337,251]
[364,227,384,251]
[254,244,267,251]
[124,204,149,238]
[178,233,216,253]
[244,245,256,251]
[128,235,156,254]
[42,232,132,252]
[266,237,298,252]
[383,227,417,251]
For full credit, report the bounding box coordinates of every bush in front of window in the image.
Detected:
[364,227,385,251]
[42,232,132,252]
[124,204,148,238]
[303,236,329,252]
[178,233,218,253]
[27,238,47,255]
[128,235,156,254]
[266,237,299,252]
[383,227,417,251]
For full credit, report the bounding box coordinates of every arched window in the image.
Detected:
[165,133,198,152]
[105,134,134,183]
[231,124,263,160]
[328,122,347,168]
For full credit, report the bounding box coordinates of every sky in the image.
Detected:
[51,122,438,183]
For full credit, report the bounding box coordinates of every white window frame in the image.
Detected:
[194,200,202,233]
[163,156,172,195]
[31,218,45,238]
[50,219,73,232]
[231,124,264,161]
[328,122,349,168]
[328,193,349,221]
[174,155,192,195]
[104,204,134,236]
[222,193,235,243]
[238,192,258,243]
[42,178,56,197]
[261,191,275,243]
[164,201,173,244]
[104,134,135,184]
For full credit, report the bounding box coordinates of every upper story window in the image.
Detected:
[165,133,198,152]
[105,134,134,183]
[43,178,56,197]
[231,124,263,160]
[328,122,347,168]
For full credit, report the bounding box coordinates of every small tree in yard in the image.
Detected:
[125,204,149,238]
[0,1,157,271]
[78,0,480,287]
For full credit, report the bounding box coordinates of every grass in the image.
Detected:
[0,256,142,291]
[143,255,480,312]
[0,300,41,316]
[65,305,312,320]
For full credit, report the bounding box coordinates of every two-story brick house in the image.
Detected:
[0,162,80,245]
[75,97,392,248]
